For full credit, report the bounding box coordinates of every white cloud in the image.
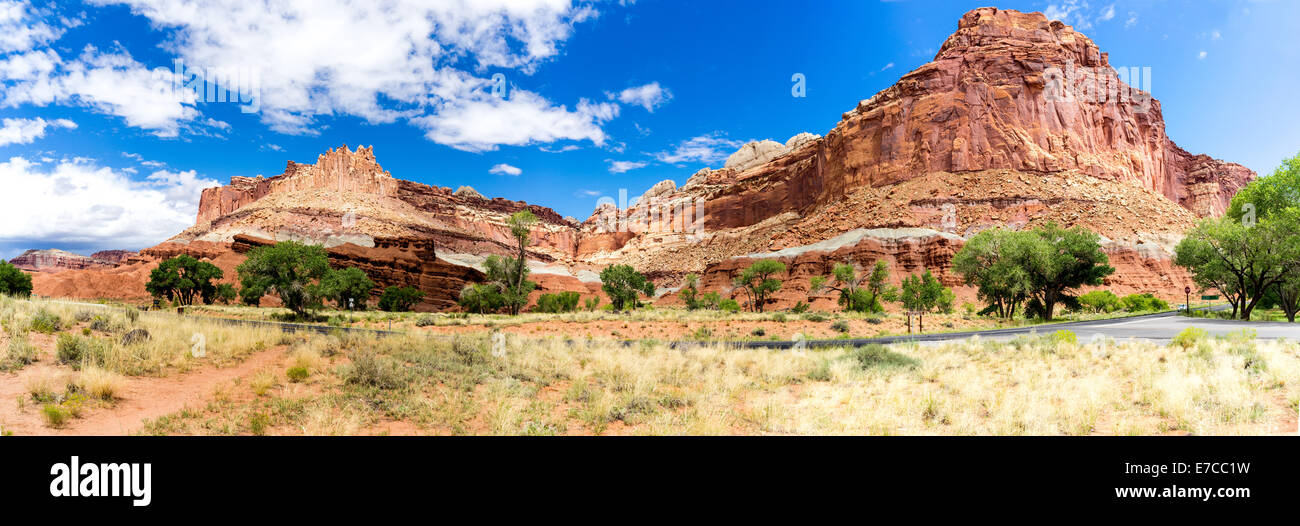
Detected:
[0,117,75,146]
[1044,1,1090,29]
[653,133,745,165]
[72,0,611,148]
[488,163,522,176]
[413,90,618,152]
[0,45,201,137]
[0,156,219,250]
[1198,51,1208,60]
[611,82,671,112]
[880,62,895,72]
[0,0,63,53]
[1124,12,1138,28]
[1210,29,1221,40]
[607,160,647,174]
[1099,4,1115,22]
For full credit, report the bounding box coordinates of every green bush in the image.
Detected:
[345,351,407,390]
[56,334,85,365]
[1078,290,1122,313]
[535,291,581,313]
[1049,330,1078,346]
[414,315,437,327]
[41,404,70,428]
[847,344,920,371]
[790,301,809,314]
[30,310,62,334]
[830,320,850,333]
[807,359,832,381]
[286,366,309,383]
[1172,327,1209,349]
[248,413,270,436]
[0,260,34,297]
[802,312,827,322]
[2,337,37,371]
[719,299,740,313]
[1120,293,1170,313]
[378,286,425,312]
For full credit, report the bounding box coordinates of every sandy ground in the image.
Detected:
[0,338,290,436]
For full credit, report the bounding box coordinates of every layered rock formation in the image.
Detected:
[31,8,1254,311]
[8,249,134,272]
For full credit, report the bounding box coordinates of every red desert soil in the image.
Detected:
[0,343,290,436]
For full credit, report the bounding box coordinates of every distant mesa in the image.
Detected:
[9,249,138,273]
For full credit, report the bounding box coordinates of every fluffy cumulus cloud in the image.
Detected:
[64,0,617,150]
[0,116,75,146]
[606,160,647,174]
[0,0,62,53]
[488,163,522,176]
[0,156,220,250]
[611,82,671,112]
[653,133,745,165]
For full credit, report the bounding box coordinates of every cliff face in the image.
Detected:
[32,8,1255,310]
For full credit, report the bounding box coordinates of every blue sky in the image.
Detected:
[2,0,1298,259]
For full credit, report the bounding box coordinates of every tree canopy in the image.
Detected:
[236,241,331,317]
[600,264,655,312]
[145,255,224,306]
[319,266,375,311]
[0,260,33,297]
[810,261,896,313]
[733,259,785,312]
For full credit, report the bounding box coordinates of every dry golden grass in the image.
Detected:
[139,328,1300,436]
[75,365,126,401]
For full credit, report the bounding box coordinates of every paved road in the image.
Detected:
[712,309,1300,349]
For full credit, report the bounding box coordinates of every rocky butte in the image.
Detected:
[31,8,1254,311]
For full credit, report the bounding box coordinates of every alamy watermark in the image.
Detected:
[153,59,260,113]
[1043,60,1151,113]
[590,189,707,239]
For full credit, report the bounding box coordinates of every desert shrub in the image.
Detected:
[74,310,96,323]
[30,309,62,334]
[847,344,920,371]
[123,307,140,324]
[378,286,424,312]
[691,327,713,341]
[584,297,601,311]
[771,312,787,323]
[830,320,850,333]
[41,404,70,428]
[250,370,276,396]
[345,351,407,390]
[1078,290,1121,313]
[2,337,38,371]
[807,359,833,381]
[1172,327,1209,349]
[1049,330,1078,346]
[248,413,270,436]
[791,302,809,314]
[56,334,84,365]
[120,328,150,346]
[286,366,310,383]
[718,299,740,313]
[751,328,766,337]
[962,302,979,316]
[415,315,437,327]
[865,316,883,325]
[802,312,827,322]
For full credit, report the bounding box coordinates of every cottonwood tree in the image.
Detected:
[1175,211,1299,321]
[600,264,655,312]
[951,228,1031,318]
[679,273,701,310]
[0,260,33,297]
[734,259,785,312]
[320,267,375,311]
[898,270,949,332]
[809,261,896,313]
[146,255,224,306]
[236,241,331,317]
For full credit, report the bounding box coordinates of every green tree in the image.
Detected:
[1120,293,1170,313]
[235,241,331,317]
[1078,290,1121,313]
[146,255,224,306]
[504,210,539,315]
[600,264,655,312]
[898,270,948,332]
[951,228,1031,318]
[734,259,785,312]
[215,283,238,305]
[1174,211,1299,320]
[679,273,701,310]
[0,260,33,297]
[458,283,504,314]
[482,254,536,316]
[378,286,424,312]
[810,261,896,313]
[319,267,375,311]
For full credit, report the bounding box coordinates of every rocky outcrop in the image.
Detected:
[89,250,137,265]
